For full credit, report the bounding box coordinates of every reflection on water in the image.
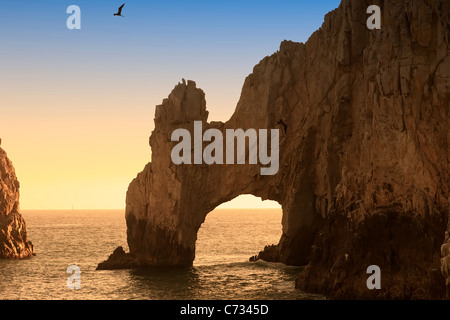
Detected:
[0,210,324,300]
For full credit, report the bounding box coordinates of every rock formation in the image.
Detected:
[0,144,34,259]
[441,231,450,298]
[98,0,449,299]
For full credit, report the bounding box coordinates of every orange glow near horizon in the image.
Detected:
[1,78,282,210]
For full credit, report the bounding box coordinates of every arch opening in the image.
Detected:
[195,195,282,266]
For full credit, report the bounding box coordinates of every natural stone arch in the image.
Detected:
[98,77,325,270]
[121,80,324,267]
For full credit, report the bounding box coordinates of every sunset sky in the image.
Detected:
[1,0,340,210]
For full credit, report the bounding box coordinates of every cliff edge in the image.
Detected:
[98,0,449,299]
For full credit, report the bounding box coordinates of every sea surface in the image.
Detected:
[0,209,324,300]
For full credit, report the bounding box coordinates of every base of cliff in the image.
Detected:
[295,204,447,299]
[96,245,194,270]
[0,212,35,259]
[249,244,280,263]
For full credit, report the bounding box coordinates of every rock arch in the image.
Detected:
[121,79,323,267]
[97,76,325,270]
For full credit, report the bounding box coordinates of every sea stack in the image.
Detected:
[99,0,449,299]
[0,143,34,259]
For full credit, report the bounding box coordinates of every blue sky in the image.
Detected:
[1,0,342,119]
[0,0,342,209]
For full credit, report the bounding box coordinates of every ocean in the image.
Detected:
[0,209,324,300]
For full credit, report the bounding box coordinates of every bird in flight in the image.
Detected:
[114,3,125,17]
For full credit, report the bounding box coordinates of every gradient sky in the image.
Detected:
[0,0,341,209]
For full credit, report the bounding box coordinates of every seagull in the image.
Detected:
[114,3,125,17]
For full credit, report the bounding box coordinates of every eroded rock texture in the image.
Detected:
[0,146,34,259]
[99,0,449,299]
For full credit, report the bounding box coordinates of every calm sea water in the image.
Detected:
[0,209,324,300]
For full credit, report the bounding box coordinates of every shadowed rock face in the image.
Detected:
[0,147,34,259]
[98,0,449,299]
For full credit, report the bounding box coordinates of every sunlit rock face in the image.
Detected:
[98,0,449,299]
[0,146,34,259]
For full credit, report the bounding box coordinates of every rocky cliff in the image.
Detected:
[0,144,34,259]
[98,0,449,299]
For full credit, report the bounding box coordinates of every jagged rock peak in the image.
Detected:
[0,146,34,259]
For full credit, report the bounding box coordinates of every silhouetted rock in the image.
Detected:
[96,246,136,270]
[0,146,34,259]
[249,245,280,263]
[100,0,449,299]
